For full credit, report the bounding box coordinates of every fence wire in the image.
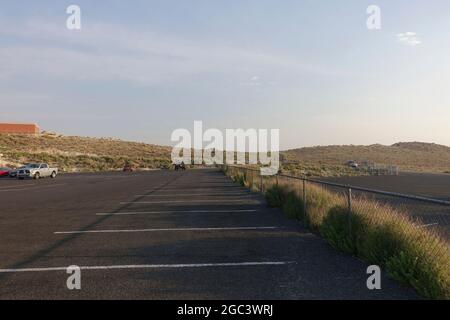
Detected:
[222,165,450,241]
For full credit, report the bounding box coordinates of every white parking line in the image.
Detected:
[0,183,36,190]
[0,183,67,192]
[0,261,295,273]
[419,223,439,228]
[120,199,261,204]
[134,193,255,197]
[146,188,249,193]
[54,226,278,234]
[0,187,36,192]
[96,209,259,216]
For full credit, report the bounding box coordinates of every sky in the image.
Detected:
[1,0,449,150]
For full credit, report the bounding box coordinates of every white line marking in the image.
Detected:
[0,183,67,192]
[120,199,261,204]
[54,226,278,234]
[0,261,295,273]
[0,183,36,190]
[419,223,439,228]
[134,193,254,197]
[154,184,238,187]
[146,188,249,192]
[96,209,259,216]
[0,187,35,192]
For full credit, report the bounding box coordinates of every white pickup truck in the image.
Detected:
[17,163,58,180]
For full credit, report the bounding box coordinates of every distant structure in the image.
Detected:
[0,123,40,135]
[360,161,399,176]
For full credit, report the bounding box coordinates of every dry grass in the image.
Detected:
[225,167,450,299]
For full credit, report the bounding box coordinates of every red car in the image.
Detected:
[0,167,11,177]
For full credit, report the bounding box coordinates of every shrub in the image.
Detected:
[232,174,246,186]
[265,185,286,207]
[386,244,450,299]
[305,184,342,230]
[282,192,305,220]
[355,212,410,265]
[320,205,357,254]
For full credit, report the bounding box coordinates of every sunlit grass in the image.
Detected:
[225,167,450,299]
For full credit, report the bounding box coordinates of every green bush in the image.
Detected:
[386,248,450,299]
[320,206,357,254]
[282,192,305,220]
[265,185,286,207]
[232,174,246,186]
[356,219,408,265]
[305,185,342,230]
[264,185,305,220]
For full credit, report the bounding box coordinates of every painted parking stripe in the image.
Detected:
[144,191,252,195]
[419,223,439,228]
[0,183,36,190]
[54,226,278,235]
[0,187,36,192]
[96,209,259,216]
[0,261,295,273]
[134,193,255,197]
[156,188,242,190]
[120,199,261,204]
[0,183,67,192]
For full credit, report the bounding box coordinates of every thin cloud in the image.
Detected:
[396,32,422,46]
[240,75,262,86]
[0,19,350,87]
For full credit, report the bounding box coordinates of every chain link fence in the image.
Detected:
[221,165,450,299]
[222,165,450,241]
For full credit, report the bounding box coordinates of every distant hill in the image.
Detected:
[282,142,450,173]
[0,133,172,172]
[1,134,449,174]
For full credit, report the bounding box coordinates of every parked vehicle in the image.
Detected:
[174,161,187,171]
[17,163,58,180]
[123,163,134,172]
[346,160,359,168]
[9,166,25,178]
[0,167,11,177]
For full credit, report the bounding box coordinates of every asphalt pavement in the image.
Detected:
[0,169,418,299]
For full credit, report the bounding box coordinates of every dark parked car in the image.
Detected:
[8,166,25,178]
[123,164,134,172]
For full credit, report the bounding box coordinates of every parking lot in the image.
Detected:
[0,169,417,299]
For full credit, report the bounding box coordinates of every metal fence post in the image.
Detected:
[260,172,263,193]
[252,169,254,189]
[347,188,352,236]
[247,168,250,186]
[303,179,307,223]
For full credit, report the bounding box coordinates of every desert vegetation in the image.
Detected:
[281,162,365,177]
[0,133,172,172]
[1,133,449,175]
[225,166,450,299]
[283,142,450,174]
